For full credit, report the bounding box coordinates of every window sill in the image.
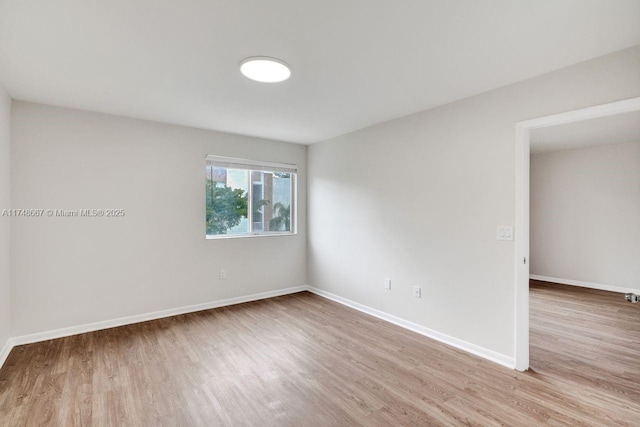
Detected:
[206,232,296,240]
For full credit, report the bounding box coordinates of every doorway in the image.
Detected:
[514,96,640,371]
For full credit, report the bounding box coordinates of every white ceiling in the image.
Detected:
[531,110,640,153]
[1,1,639,144]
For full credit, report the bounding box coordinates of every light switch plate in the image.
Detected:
[497,226,514,241]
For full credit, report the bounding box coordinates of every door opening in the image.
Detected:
[514,96,640,371]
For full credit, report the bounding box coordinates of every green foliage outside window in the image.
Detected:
[269,202,291,231]
[206,180,248,235]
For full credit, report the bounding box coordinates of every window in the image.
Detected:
[205,156,296,238]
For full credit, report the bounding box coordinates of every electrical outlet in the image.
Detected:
[219,269,226,279]
[384,278,391,290]
[413,286,421,298]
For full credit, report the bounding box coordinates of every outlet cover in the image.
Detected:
[413,286,421,298]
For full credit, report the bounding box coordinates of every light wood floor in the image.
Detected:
[0,284,638,426]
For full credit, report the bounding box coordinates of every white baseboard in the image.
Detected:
[2,284,516,373]
[530,275,640,294]
[307,286,515,369]
[2,285,307,368]
[0,338,13,370]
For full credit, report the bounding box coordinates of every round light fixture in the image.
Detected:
[240,57,291,83]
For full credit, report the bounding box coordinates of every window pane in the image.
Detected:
[206,166,249,236]
[251,171,265,232]
[251,171,292,233]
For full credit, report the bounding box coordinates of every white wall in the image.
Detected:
[0,86,10,351]
[308,46,640,359]
[530,142,640,292]
[10,102,307,337]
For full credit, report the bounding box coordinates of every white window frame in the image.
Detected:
[205,155,297,239]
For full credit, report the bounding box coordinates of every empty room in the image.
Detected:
[528,110,640,414]
[0,1,639,426]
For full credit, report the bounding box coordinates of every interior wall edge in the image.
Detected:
[0,86,12,369]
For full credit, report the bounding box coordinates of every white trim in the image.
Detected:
[514,96,640,372]
[206,231,296,239]
[8,286,307,348]
[514,123,530,372]
[307,286,515,369]
[530,275,640,294]
[518,97,640,130]
[0,338,14,370]
[205,155,297,173]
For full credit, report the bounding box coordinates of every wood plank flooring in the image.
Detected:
[0,284,638,426]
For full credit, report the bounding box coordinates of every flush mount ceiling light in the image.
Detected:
[240,57,291,83]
